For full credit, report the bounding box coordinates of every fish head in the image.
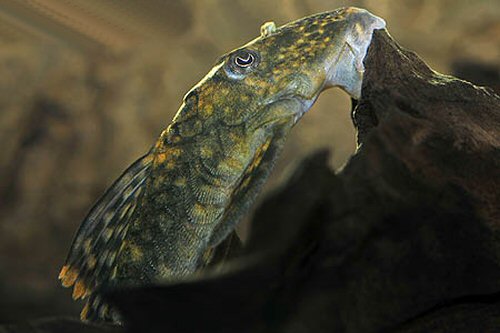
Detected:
[176,7,385,135]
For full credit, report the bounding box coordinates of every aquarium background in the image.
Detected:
[0,0,498,322]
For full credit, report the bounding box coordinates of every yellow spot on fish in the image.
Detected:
[72,279,88,300]
[174,177,187,187]
[191,203,206,218]
[219,87,229,96]
[80,302,90,320]
[220,157,244,171]
[59,265,79,287]
[59,265,69,280]
[210,177,222,187]
[142,154,154,165]
[240,175,252,190]
[355,22,364,36]
[171,135,181,143]
[155,147,182,167]
[156,152,167,164]
[262,139,271,150]
[202,104,213,117]
[200,146,213,158]
[166,160,176,170]
[103,227,113,241]
[83,238,92,254]
[228,132,244,144]
[120,203,131,219]
[87,255,97,269]
[99,304,109,318]
[158,263,173,278]
[155,131,167,149]
[256,80,270,90]
[247,139,271,173]
[100,249,109,264]
[124,240,144,262]
[111,266,118,279]
[171,147,181,156]
[201,246,215,264]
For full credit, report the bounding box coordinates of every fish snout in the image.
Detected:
[324,7,386,99]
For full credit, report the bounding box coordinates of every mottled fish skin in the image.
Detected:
[59,7,385,322]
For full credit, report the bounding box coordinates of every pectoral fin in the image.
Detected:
[59,153,153,321]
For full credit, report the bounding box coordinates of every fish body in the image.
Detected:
[59,7,385,322]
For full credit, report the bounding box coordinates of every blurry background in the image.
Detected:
[0,0,498,322]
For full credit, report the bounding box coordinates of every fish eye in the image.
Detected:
[225,49,260,78]
[234,51,255,68]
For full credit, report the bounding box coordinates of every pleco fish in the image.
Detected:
[59,7,386,323]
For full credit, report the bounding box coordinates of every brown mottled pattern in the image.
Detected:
[59,7,381,322]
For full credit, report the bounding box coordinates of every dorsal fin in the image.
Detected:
[59,153,153,321]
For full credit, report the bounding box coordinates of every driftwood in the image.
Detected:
[2,29,499,332]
